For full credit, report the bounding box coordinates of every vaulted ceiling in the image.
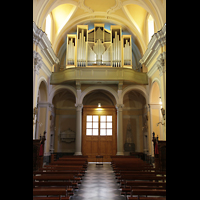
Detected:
[33,0,166,57]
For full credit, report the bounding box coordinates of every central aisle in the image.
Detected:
[73,162,126,200]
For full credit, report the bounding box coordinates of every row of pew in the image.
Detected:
[33,155,88,200]
[111,156,166,200]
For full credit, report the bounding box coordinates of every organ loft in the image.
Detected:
[66,24,132,68]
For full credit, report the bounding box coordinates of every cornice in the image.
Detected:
[139,23,166,67]
[33,21,60,66]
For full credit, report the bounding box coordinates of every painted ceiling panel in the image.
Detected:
[84,0,116,12]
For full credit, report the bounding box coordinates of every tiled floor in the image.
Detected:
[73,162,126,200]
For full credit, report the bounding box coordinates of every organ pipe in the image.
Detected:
[124,39,131,65]
[67,38,75,65]
[77,29,87,67]
[112,31,121,67]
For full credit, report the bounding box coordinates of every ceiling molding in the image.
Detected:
[78,0,94,13]
[107,0,123,14]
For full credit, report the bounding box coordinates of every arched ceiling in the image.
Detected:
[33,0,166,56]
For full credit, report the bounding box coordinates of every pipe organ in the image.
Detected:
[65,24,132,69]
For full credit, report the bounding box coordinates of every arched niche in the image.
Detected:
[150,81,161,104]
[38,81,47,102]
[149,81,164,141]
[122,89,147,153]
[52,89,77,154]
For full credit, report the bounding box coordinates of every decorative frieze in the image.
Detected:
[33,50,52,77]
[33,51,42,75]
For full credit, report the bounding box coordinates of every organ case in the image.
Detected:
[65,24,132,68]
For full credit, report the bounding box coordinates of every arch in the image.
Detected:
[121,85,148,105]
[36,0,78,29]
[149,78,162,104]
[53,13,146,56]
[37,76,48,103]
[49,85,77,104]
[79,85,119,105]
[122,0,164,31]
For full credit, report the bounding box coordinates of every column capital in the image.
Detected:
[115,104,124,111]
[75,104,83,111]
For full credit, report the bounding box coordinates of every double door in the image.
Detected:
[82,106,117,162]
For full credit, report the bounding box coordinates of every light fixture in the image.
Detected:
[159,97,162,105]
[98,103,101,107]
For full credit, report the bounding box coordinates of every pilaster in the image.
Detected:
[33,51,42,138]
[74,104,83,155]
[116,104,124,155]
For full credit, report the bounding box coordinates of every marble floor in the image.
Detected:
[73,162,126,200]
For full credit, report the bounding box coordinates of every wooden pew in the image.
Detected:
[33,174,80,187]
[58,157,88,163]
[127,198,165,200]
[33,170,83,178]
[111,156,150,164]
[119,174,166,182]
[33,181,74,197]
[51,161,87,165]
[33,155,87,199]
[62,155,88,158]
[129,189,166,200]
[116,171,166,177]
[33,188,68,200]
[40,166,85,175]
[114,167,156,173]
[33,174,81,183]
[121,181,166,197]
[33,181,76,188]
[111,157,153,170]
[43,165,85,170]
[111,156,166,200]
[33,174,76,182]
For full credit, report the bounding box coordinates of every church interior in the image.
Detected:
[33,0,166,198]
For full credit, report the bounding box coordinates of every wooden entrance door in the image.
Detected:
[82,106,117,162]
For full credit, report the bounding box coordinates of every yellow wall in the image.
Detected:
[38,107,46,139]
[151,108,160,139]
